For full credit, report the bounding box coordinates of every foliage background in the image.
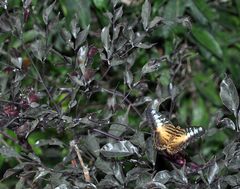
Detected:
[0,0,240,188]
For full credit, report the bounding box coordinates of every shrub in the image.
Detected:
[0,0,240,188]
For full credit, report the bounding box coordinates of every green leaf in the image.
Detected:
[93,0,107,10]
[193,0,216,21]
[187,0,208,25]
[192,25,223,58]
[164,0,186,19]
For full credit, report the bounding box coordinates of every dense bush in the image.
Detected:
[0,0,240,188]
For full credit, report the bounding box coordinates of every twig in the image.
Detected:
[92,128,122,141]
[70,141,91,182]
[2,117,19,128]
[0,130,19,144]
[101,87,142,117]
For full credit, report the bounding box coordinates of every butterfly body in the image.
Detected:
[146,108,204,155]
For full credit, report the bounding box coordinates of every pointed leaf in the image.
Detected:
[101,25,110,51]
[142,58,166,74]
[33,168,50,182]
[75,25,90,50]
[141,0,151,30]
[114,6,123,22]
[84,134,100,157]
[43,0,56,25]
[220,76,239,117]
[124,70,133,89]
[135,42,155,49]
[207,162,219,184]
[219,118,236,130]
[11,57,22,69]
[192,25,223,58]
[145,137,155,165]
[100,140,139,157]
[95,157,114,175]
[224,173,240,186]
[108,123,126,137]
[148,16,164,29]
[153,170,171,184]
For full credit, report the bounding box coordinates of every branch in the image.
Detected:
[70,141,91,182]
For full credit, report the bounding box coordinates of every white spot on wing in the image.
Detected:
[153,114,159,120]
[151,110,156,114]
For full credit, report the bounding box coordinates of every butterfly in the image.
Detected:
[146,108,205,155]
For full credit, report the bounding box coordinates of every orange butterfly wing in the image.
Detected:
[147,108,205,154]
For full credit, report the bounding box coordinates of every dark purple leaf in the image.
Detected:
[141,0,151,30]
[112,162,125,184]
[124,70,133,88]
[153,170,171,184]
[97,175,120,188]
[112,24,121,41]
[130,131,146,150]
[110,58,125,66]
[61,29,74,49]
[220,76,239,117]
[224,173,240,186]
[142,58,166,74]
[100,140,139,158]
[70,17,80,39]
[0,145,20,158]
[0,13,12,32]
[101,25,110,52]
[219,118,236,130]
[3,164,25,180]
[126,167,151,183]
[11,57,22,69]
[108,123,126,137]
[48,12,60,31]
[42,0,56,25]
[30,39,45,61]
[136,172,152,188]
[207,162,219,184]
[114,6,123,23]
[148,16,164,29]
[84,134,100,157]
[75,25,90,50]
[23,0,32,9]
[33,168,50,182]
[171,168,188,184]
[145,137,156,165]
[95,157,114,175]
